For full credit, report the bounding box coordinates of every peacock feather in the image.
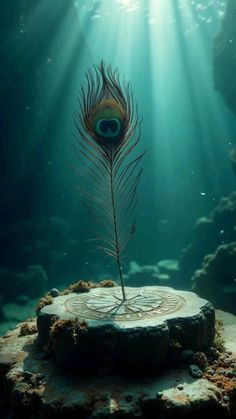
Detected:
[73,62,145,301]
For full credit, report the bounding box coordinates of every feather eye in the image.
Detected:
[74,61,146,301]
[89,99,125,143]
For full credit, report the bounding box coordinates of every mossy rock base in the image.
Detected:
[37,286,215,373]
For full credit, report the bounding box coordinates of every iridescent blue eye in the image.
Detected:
[96,118,121,139]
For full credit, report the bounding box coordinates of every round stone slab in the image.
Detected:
[65,287,184,321]
[37,286,215,372]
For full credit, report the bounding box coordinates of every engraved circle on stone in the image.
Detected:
[64,289,185,321]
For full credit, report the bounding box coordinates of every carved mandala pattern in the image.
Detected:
[64,288,185,321]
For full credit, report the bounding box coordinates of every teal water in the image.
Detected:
[0,0,236,333]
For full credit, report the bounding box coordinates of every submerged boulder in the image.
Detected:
[0,265,48,302]
[191,242,236,314]
[157,259,180,281]
[125,260,180,288]
[179,192,236,283]
[0,216,83,293]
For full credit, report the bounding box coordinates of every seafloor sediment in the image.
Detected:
[0,310,235,418]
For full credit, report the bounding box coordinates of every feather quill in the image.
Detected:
[73,62,145,301]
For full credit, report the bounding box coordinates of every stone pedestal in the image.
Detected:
[37,286,215,372]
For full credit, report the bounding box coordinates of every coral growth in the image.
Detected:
[61,279,117,295]
[61,280,96,295]
[213,320,226,353]
[35,294,53,314]
[50,318,88,345]
[99,279,116,288]
[19,320,37,336]
[204,351,236,411]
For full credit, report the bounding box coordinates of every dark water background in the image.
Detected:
[0,0,235,331]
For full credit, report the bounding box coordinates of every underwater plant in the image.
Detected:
[73,62,145,301]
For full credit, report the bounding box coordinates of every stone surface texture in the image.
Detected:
[37,286,215,371]
[0,310,235,418]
